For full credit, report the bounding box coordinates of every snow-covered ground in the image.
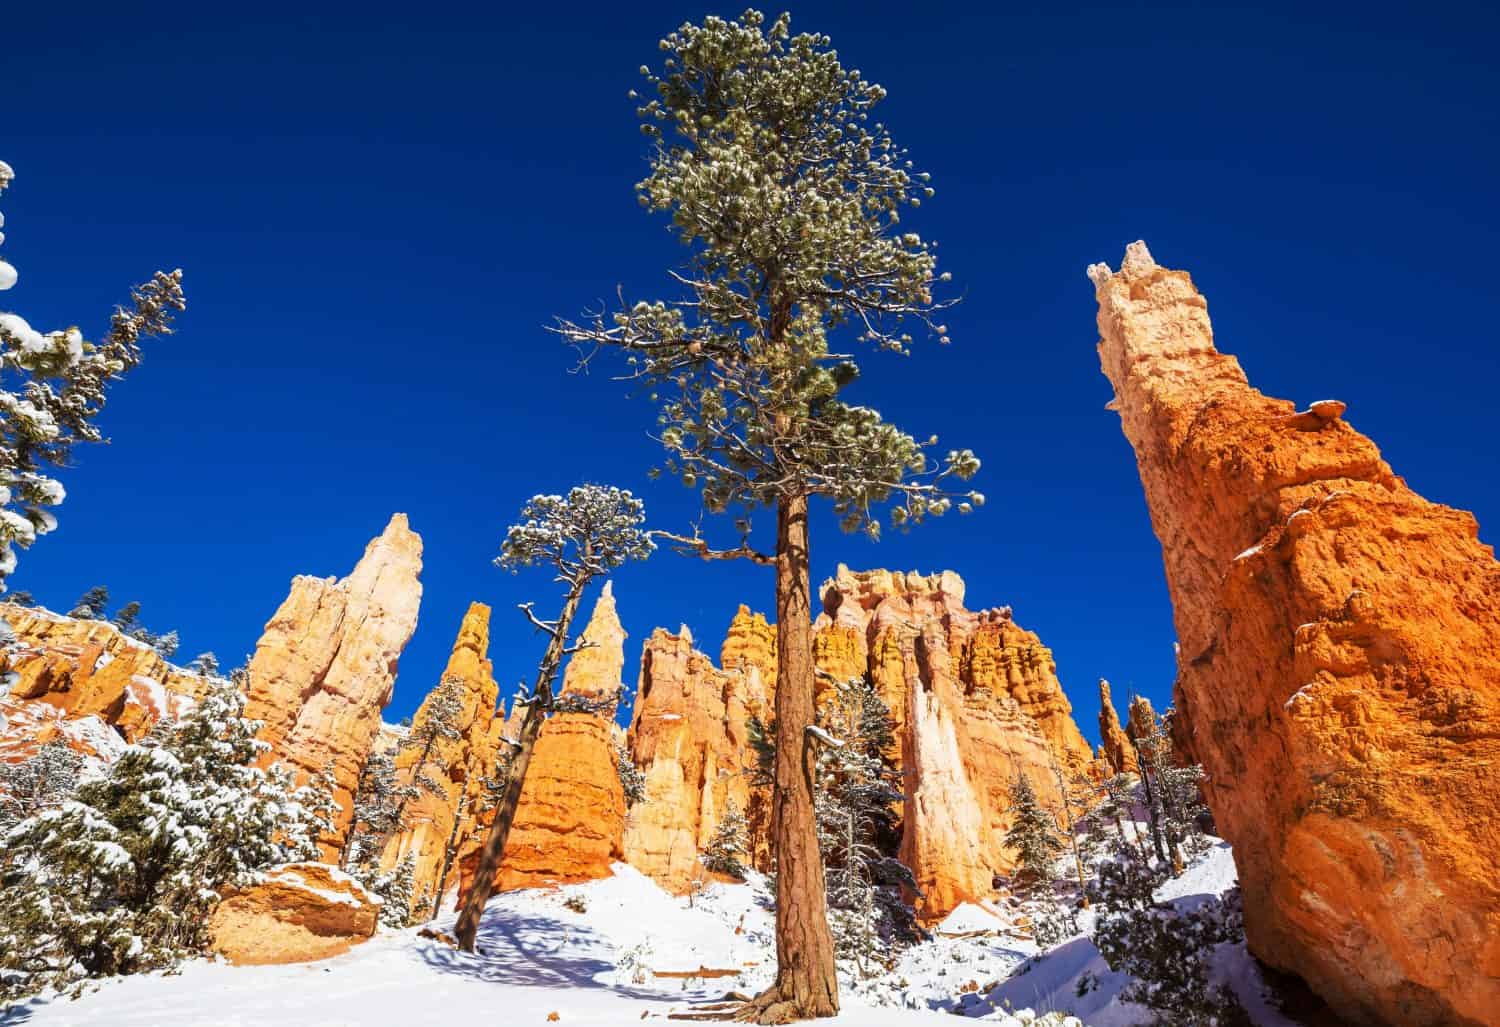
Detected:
[7,843,1287,1026]
[961,842,1297,1027]
[6,864,1060,1026]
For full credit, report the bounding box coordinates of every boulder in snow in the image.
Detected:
[209,862,380,965]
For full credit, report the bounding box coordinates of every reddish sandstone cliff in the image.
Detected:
[622,621,758,892]
[244,513,423,855]
[1096,679,1137,775]
[1092,241,1500,1027]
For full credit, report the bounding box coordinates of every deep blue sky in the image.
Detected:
[3,1,1495,740]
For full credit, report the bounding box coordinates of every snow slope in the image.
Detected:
[8,844,1288,1026]
[963,843,1298,1027]
[6,864,1067,1027]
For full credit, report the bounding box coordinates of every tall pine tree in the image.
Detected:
[453,485,652,950]
[552,14,980,1019]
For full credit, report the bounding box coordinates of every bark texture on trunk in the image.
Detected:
[744,492,839,1022]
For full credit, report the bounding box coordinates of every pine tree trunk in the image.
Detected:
[453,703,543,949]
[1133,740,1168,866]
[453,579,586,951]
[748,492,839,1021]
[432,797,467,917]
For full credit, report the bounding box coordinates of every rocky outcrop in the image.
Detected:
[817,567,1094,919]
[1092,241,1500,1027]
[458,584,628,897]
[619,568,1094,919]
[1096,680,1137,775]
[379,603,501,908]
[0,604,206,751]
[622,622,758,892]
[208,862,379,965]
[244,514,423,855]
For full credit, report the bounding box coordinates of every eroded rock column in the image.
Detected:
[1092,242,1500,1027]
[244,513,423,855]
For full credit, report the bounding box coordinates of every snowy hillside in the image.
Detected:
[4,842,1296,1027]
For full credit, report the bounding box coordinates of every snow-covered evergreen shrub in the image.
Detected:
[1004,774,1063,896]
[615,739,647,807]
[365,852,418,930]
[1086,859,1250,1027]
[814,677,920,975]
[342,746,417,870]
[0,162,184,590]
[400,676,464,802]
[0,737,83,832]
[0,675,328,1002]
[1129,704,1211,874]
[701,799,749,878]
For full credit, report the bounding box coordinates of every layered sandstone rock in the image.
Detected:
[0,604,206,751]
[380,603,501,907]
[1092,241,1500,1027]
[620,568,1094,919]
[244,514,423,854]
[208,862,379,965]
[1096,680,1137,775]
[458,584,628,897]
[623,622,759,892]
[817,567,1094,919]
[720,604,776,720]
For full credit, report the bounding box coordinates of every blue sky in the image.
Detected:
[2,1,1495,740]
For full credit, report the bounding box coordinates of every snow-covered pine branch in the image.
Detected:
[0,161,184,588]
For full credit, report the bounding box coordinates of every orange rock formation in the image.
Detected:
[1093,241,1500,1027]
[379,602,501,908]
[816,566,1094,919]
[457,583,628,896]
[244,513,423,855]
[1096,679,1137,775]
[622,621,759,892]
[208,862,379,965]
[0,604,207,752]
[620,568,1094,920]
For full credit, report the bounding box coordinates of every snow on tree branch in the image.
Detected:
[0,161,185,588]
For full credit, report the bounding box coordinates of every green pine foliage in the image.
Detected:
[0,675,328,1001]
[814,678,919,974]
[553,10,982,542]
[1004,773,1063,895]
[701,800,749,878]
[342,747,418,871]
[1086,860,1251,1027]
[0,161,184,590]
[0,737,83,832]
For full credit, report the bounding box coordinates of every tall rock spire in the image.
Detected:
[1096,679,1136,775]
[244,513,423,856]
[457,582,627,896]
[380,602,500,907]
[1093,242,1500,1027]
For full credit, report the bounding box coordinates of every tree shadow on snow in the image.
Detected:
[0,998,39,1025]
[413,909,680,1003]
